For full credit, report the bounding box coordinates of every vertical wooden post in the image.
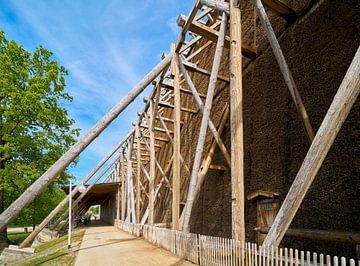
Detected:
[135,125,141,223]
[172,47,181,230]
[182,13,228,233]
[263,46,360,247]
[120,151,126,221]
[229,0,245,241]
[126,138,136,223]
[148,99,156,225]
[116,162,120,221]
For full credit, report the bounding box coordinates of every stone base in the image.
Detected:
[31,228,59,247]
[0,245,35,264]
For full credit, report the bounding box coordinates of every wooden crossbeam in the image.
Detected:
[139,111,185,125]
[209,164,226,171]
[139,124,174,134]
[177,14,257,59]
[158,101,198,114]
[186,40,213,61]
[262,0,296,17]
[160,81,207,99]
[183,60,230,82]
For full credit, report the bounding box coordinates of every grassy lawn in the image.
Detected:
[9,229,85,266]
[8,232,31,245]
[0,232,31,254]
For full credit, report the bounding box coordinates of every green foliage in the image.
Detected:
[89,205,99,215]
[0,30,80,221]
[10,187,66,227]
[7,232,30,245]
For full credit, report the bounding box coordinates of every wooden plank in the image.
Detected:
[256,227,360,244]
[0,54,172,231]
[229,0,245,242]
[182,13,228,233]
[253,0,314,142]
[177,14,257,59]
[263,46,360,247]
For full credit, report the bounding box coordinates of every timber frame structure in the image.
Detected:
[1,0,359,262]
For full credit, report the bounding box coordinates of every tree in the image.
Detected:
[0,30,79,246]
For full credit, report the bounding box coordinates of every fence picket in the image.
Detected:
[116,222,356,266]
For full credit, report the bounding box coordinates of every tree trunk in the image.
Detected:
[0,189,9,247]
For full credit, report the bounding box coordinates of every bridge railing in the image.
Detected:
[116,221,358,266]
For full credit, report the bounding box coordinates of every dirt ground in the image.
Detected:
[75,222,194,266]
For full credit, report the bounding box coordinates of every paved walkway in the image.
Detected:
[75,222,195,266]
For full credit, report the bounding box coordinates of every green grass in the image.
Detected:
[8,232,31,245]
[10,229,85,266]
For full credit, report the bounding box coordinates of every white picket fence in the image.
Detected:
[116,221,358,266]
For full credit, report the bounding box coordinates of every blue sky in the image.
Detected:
[0,0,192,184]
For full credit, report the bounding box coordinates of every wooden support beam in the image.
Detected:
[229,0,245,242]
[263,46,360,247]
[160,81,207,99]
[116,163,120,221]
[177,14,257,59]
[182,13,228,233]
[262,0,296,17]
[175,0,201,52]
[209,164,226,171]
[180,104,229,226]
[148,97,156,225]
[199,0,295,18]
[183,60,230,83]
[172,50,181,230]
[155,109,191,175]
[256,227,360,244]
[0,54,172,232]
[139,111,184,125]
[179,20,222,54]
[158,101,198,114]
[139,141,162,148]
[179,59,231,167]
[199,0,229,14]
[121,152,126,221]
[141,134,169,143]
[186,40,213,62]
[141,156,174,224]
[254,0,315,142]
[140,124,174,134]
[141,164,151,182]
[18,129,134,247]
